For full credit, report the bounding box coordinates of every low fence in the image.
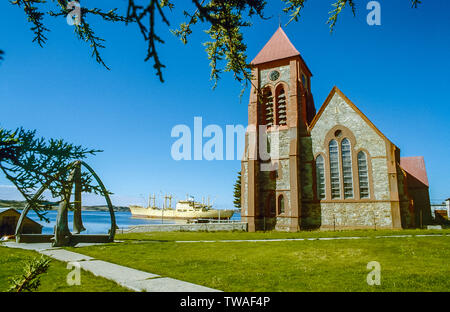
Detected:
[118,222,248,233]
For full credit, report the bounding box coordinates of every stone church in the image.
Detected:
[240,27,432,232]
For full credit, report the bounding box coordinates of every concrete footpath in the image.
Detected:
[172,233,448,244]
[1,242,220,292]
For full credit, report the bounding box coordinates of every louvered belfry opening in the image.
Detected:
[276,87,287,126]
[260,87,274,127]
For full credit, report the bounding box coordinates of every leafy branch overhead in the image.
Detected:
[9,0,422,87]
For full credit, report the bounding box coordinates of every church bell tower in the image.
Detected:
[241,27,316,232]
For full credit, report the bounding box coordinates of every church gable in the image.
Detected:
[309,87,395,202]
[310,86,391,159]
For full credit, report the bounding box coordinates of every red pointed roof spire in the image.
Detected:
[251,27,300,65]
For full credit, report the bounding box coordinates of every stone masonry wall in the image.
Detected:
[320,202,393,228]
[311,91,393,228]
[120,223,248,233]
[260,65,290,87]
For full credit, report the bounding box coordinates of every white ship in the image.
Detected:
[129,196,234,220]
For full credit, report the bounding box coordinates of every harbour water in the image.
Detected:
[26,210,241,234]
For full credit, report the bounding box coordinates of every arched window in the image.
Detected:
[341,138,353,198]
[276,87,287,126]
[278,195,285,214]
[329,140,341,199]
[261,88,274,127]
[315,155,326,199]
[357,151,370,199]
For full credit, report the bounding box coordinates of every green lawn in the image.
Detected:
[0,246,129,292]
[68,229,450,292]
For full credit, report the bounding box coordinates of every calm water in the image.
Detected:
[25,210,241,234]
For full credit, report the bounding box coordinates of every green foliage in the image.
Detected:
[6,1,422,88]
[8,255,51,292]
[126,0,172,82]
[282,0,307,25]
[0,127,101,221]
[233,171,241,209]
[327,0,356,32]
[412,0,422,8]
[11,0,49,47]
[173,0,265,90]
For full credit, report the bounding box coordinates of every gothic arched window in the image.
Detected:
[278,195,285,214]
[358,151,370,199]
[261,87,274,127]
[315,155,326,200]
[341,138,354,198]
[276,87,287,126]
[329,140,341,199]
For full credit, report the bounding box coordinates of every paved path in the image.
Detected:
[1,242,220,292]
[171,233,448,244]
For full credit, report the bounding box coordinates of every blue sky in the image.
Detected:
[0,0,449,207]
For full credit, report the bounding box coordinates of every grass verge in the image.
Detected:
[0,246,129,292]
[69,229,450,292]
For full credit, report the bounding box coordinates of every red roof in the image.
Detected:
[251,27,300,65]
[400,156,429,187]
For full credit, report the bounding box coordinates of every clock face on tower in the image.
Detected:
[269,70,280,82]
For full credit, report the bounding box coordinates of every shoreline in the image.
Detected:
[0,199,130,212]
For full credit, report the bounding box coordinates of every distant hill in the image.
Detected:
[0,199,129,212]
[0,199,26,209]
[82,205,130,212]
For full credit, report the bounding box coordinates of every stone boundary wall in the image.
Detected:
[119,222,248,233]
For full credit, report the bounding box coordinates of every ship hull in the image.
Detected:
[129,206,235,220]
